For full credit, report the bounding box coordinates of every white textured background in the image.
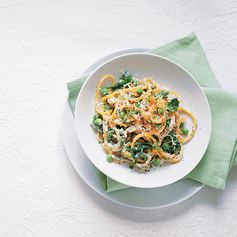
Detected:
[0,0,237,236]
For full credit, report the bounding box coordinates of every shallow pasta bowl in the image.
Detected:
[75,53,211,188]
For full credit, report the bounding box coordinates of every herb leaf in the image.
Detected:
[180,122,185,128]
[128,142,153,160]
[161,131,181,154]
[107,128,116,143]
[166,118,171,126]
[167,98,179,112]
[109,71,133,90]
[155,90,169,99]
[157,108,164,115]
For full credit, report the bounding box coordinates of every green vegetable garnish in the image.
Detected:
[161,131,181,154]
[109,71,133,90]
[140,153,148,161]
[92,114,103,133]
[166,118,171,126]
[119,111,126,120]
[129,142,153,160]
[106,154,113,162]
[118,110,128,122]
[155,90,169,99]
[107,128,115,143]
[162,143,170,151]
[130,110,139,116]
[103,104,112,111]
[153,158,161,166]
[181,127,189,136]
[135,102,141,108]
[137,88,143,94]
[157,108,164,115]
[180,122,185,128]
[151,85,156,90]
[167,98,179,112]
[133,80,139,86]
[152,144,159,149]
[94,118,102,126]
[179,122,189,135]
[101,87,109,96]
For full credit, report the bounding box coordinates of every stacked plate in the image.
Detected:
[62,49,211,209]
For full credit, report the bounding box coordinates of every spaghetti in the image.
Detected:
[92,71,197,172]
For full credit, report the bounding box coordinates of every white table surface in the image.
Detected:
[0,0,237,236]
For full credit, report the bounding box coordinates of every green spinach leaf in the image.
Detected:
[161,131,181,154]
[128,142,153,160]
[167,98,179,112]
[109,71,134,90]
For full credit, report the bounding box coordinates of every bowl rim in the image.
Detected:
[75,52,212,188]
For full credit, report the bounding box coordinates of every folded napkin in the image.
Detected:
[67,33,237,192]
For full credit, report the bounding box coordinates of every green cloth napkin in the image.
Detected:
[67,33,237,191]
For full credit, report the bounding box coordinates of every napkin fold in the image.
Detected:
[67,33,237,191]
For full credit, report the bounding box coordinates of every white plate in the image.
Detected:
[63,101,204,209]
[62,48,204,209]
[75,53,212,188]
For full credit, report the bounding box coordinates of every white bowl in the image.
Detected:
[75,53,211,188]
